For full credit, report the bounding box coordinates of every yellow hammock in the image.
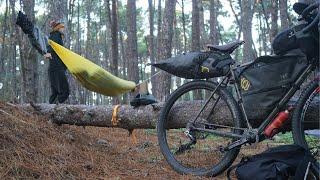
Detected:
[48,40,136,96]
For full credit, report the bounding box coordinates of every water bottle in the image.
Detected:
[264,110,290,138]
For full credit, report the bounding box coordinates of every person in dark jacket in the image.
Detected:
[43,20,69,104]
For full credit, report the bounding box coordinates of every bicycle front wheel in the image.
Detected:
[157,80,243,176]
[292,79,320,160]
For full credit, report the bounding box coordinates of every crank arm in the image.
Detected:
[224,137,249,151]
[224,132,263,151]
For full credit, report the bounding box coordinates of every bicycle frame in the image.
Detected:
[191,60,317,150]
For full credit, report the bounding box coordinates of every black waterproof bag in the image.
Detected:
[16,11,48,55]
[227,145,318,180]
[151,51,233,79]
[238,49,308,123]
[272,23,319,58]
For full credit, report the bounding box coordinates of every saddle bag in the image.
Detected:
[238,49,308,124]
[151,51,233,79]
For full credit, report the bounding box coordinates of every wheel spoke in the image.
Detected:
[157,81,242,176]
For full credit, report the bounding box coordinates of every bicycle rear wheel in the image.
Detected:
[157,80,243,176]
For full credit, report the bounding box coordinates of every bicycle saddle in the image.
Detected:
[207,40,245,54]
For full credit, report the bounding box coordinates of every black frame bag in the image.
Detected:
[238,49,308,125]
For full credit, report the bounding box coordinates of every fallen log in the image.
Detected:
[19,101,233,129]
[19,100,319,130]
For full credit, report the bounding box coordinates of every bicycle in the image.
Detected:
[157,2,319,177]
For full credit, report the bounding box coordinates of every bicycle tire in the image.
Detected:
[292,79,320,160]
[157,80,243,176]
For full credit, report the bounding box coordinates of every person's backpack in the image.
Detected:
[227,144,319,180]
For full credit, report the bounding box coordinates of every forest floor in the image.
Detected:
[0,101,291,179]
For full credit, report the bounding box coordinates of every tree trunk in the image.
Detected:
[73,0,82,104]
[210,0,219,45]
[192,0,203,100]
[156,0,176,102]
[270,0,279,43]
[228,0,241,41]
[111,0,120,104]
[66,0,75,49]
[260,0,272,54]
[279,0,289,30]
[0,0,8,74]
[20,102,319,130]
[0,0,8,99]
[19,0,38,103]
[148,0,156,96]
[181,0,187,52]
[198,0,206,46]
[84,1,92,62]
[85,1,93,105]
[192,0,200,52]
[9,0,19,102]
[154,0,162,99]
[104,0,112,70]
[241,0,256,63]
[119,26,128,104]
[127,0,139,85]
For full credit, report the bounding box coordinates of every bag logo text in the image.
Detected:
[241,77,250,91]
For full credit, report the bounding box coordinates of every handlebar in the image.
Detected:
[301,2,319,18]
[303,13,319,33]
[301,2,319,33]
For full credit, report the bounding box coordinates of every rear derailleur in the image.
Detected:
[175,123,197,155]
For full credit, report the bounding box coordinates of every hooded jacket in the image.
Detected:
[47,31,67,71]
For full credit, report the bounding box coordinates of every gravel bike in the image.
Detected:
[157,2,319,177]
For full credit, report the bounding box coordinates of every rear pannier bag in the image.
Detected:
[151,51,233,79]
[238,49,308,123]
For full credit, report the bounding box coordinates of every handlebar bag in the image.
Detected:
[272,22,318,58]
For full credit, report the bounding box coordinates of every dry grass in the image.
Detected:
[0,102,275,179]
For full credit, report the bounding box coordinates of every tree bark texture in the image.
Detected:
[279,0,289,30]
[198,0,206,46]
[192,0,200,52]
[127,0,139,84]
[111,0,120,104]
[241,0,256,63]
[191,0,203,100]
[270,0,279,43]
[181,0,187,52]
[156,0,176,102]
[19,101,319,130]
[210,0,219,45]
[20,0,38,103]
[148,0,156,96]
